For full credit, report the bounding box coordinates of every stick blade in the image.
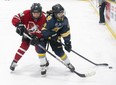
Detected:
[73,71,96,78]
[85,71,96,77]
[96,63,108,66]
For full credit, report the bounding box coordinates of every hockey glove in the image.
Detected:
[64,41,72,52]
[30,35,39,46]
[30,35,45,46]
[16,23,25,36]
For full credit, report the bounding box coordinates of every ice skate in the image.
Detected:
[10,60,17,71]
[99,21,105,25]
[40,65,47,77]
[67,63,75,72]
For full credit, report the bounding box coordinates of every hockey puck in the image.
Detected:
[109,66,113,69]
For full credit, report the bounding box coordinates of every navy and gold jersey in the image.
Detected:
[42,15,71,43]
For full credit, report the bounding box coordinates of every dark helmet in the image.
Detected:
[31,3,42,13]
[52,4,64,13]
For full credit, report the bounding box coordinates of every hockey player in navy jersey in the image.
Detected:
[42,4,75,72]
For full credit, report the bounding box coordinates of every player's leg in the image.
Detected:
[10,37,30,71]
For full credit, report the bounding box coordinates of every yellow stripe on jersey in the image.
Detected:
[47,16,52,21]
[61,30,70,38]
[57,46,62,48]
[38,53,46,57]
[42,27,47,30]
[61,54,67,60]
[53,27,59,32]
[43,23,47,28]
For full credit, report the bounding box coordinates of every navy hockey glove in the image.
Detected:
[64,41,72,52]
[16,23,25,36]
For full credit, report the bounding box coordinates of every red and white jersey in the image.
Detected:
[12,10,46,38]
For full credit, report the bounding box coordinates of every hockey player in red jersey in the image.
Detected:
[10,3,49,76]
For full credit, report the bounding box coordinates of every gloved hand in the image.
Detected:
[64,41,72,52]
[16,23,25,36]
[30,35,45,46]
[30,35,39,46]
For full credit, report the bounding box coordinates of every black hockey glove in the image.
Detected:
[64,41,72,52]
[30,35,45,46]
[30,35,39,46]
[16,23,25,36]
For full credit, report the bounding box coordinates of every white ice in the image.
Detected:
[0,0,116,85]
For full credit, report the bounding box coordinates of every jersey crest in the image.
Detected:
[52,22,63,32]
[27,21,41,34]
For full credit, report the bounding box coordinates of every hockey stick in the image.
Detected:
[23,33,96,78]
[55,40,109,67]
[38,44,96,78]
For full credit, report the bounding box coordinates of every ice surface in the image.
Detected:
[0,0,116,85]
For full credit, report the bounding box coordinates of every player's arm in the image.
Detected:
[12,11,25,27]
[12,11,26,36]
[41,15,55,39]
[61,17,72,52]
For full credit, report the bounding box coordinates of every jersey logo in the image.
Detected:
[27,21,41,34]
[55,22,63,28]
[52,22,63,32]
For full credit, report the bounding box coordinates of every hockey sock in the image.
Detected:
[60,54,70,65]
[14,41,30,62]
[38,53,47,65]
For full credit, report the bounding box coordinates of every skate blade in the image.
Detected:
[41,74,47,77]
